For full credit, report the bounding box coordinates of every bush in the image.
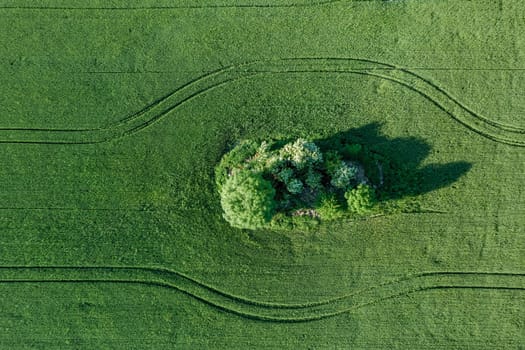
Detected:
[277,167,294,184]
[220,171,276,229]
[286,178,304,194]
[291,215,320,230]
[279,138,323,170]
[316,194,344,221]
[341,143,362,159]
[345,184,377,214]
[251,140,280,172]
[215,140,259,191]
[330,162,358,189]
[269,212,294,230]
[323,150,342,175]
[305,168,323,190]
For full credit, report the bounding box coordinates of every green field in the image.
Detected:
[1,0,525,348]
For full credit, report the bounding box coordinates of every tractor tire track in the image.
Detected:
[0,0,348,10]
[0,266,523,322]
[1,57,524,146]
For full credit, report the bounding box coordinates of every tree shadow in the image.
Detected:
[313,122,472,199]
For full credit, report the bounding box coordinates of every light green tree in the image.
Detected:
[220,171,276,229]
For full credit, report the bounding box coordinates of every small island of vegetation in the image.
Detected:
[215,136,391,230]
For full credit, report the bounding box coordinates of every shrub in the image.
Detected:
[215,140,259,191]
[279,138,323,170]
[286,178,304,194]
[291,215,320,230]
[305,168,323,190]
[330,162,358,189]
[251,140,280,172]
[315,194,344,221]
[345,184,377,214]
[220,171,276,229]
[269,212,293,230]
[277,167,294,184]
[323,150,343,176]
[341,143,362,159]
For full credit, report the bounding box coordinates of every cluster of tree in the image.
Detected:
[215,137,380,230]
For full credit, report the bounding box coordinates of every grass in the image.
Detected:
[1,0,524,348]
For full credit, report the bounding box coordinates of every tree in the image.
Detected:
[220,171,276,229]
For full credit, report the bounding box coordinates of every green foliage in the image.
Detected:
[279,138,323,170]
[276,192,293,211]
[345,184,377,214]
[323,150,343,176]
[286,178,304,194]
[315,194,344,221]
[330,162,358,189]
[250,140,280,172]
[305,168,323,190]
[277,167,294,184]
[291,215,320,230]
[269,212,294,230]
[216,136,390,230]
[220,171,276,230]
[358,148,382,186]
[341,143,362,159]
[215,140,259,191]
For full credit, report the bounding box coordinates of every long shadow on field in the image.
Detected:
[314,122,472,200]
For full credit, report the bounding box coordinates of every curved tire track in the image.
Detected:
[0,266,524,322]
[1,57,524,146]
